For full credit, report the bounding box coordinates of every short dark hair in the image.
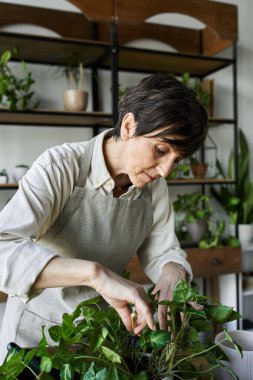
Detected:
[112,73,208,158]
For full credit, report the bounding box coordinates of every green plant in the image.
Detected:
[15,164,29,168]
[63,50,85,90]
[0,49,39,111]
[199,220,240,249]
[0,279,241,380]
[167,162,190,180]
[173,192,212,224]
[181,72,211,109]
[211,129,253,224]
[0,168,8,177]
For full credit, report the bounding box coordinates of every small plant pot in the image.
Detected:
[63,90,88,112]
[0,175,8,184]
[13,166,29,183]
[229,223,253,246]
[186,219,207,242]
[191,163,207,178]
[215,330,253,380]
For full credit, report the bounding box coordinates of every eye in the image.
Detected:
[155,146,167,156]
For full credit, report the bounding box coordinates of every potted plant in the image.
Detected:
[173,192,212,242]
[181,72,213,117]
[12,164,29,183]
[0,279,241,379]
[63,50,88,112]
[0,49,39,112]
[0,169,8,184]
[189,155,208,179]
[211,129,253,245]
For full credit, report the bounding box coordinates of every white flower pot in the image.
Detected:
[13,167,29,183]
[63,90,88,112]
[215,330,253,380]
[0,175,7,184]
[186,219,207,242]
[229,224,253,245]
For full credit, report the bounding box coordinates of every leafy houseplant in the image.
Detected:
[0,279,241,380]
[0,49,39,112]
[181,72,213,117]
[0,168,8,184]
[173,192,212,242]
[211,129,253,225]
[63,50,88,112]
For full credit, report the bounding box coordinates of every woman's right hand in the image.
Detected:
[91,263,156,334]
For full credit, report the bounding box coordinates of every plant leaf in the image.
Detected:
[60,363,72,380]
[101,346,122,363]
[104,364,119,380]
[223,328,243,358]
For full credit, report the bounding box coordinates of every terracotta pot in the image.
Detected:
[63,90,88,112]
[191,163,207,178]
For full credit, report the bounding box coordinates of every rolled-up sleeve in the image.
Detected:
[0,144,81,302]
[137,178,193,284]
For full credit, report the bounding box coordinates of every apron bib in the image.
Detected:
[1,136,153,354]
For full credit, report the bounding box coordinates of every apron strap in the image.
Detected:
[76,136,96,187]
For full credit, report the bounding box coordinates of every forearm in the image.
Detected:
[32,256,99,290]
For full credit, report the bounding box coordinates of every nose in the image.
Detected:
[156,160,175,178]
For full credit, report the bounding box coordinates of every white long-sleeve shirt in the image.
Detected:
[0,130,192,301]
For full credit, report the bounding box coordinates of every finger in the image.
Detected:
[189,301,203,310]
[135,303,156,332]
[114,306,132,331]
[157,303,168,330]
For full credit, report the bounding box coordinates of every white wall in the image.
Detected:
[0,0,252,327]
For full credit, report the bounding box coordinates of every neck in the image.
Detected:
[103,135,130,188]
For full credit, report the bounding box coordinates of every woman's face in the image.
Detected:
[121,114,182,188]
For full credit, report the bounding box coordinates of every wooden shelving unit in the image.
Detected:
[0,109,112,127]
[0,1,240,315]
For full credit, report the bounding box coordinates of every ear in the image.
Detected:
[120,113,136,140]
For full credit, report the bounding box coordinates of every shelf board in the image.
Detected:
[104,46,234,76]
[167,178,236,185]
[0,183,18,190]
[208,118,235,126]
[0,109,113,127]
[0,31,110,66]
[242,287,253,297]
[0,31,234,76]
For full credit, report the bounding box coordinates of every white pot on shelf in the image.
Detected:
[0,175,8,184]
[12,166,29,183]
[63,90,88,112]
[215,330,253,380]
[229,224,253,245]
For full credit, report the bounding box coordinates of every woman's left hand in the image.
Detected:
[152,262,201,330]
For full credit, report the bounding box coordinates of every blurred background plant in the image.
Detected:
[0,48,39,111]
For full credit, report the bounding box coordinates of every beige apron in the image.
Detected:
[0,136,153,361]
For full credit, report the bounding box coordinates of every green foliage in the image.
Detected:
[181,72,211,108]
[173,192,212,224]
[63,50,85,90]
[0,48,39,111]
[211,129,253,224]
[0,281,241,380]
[167,162,191,180]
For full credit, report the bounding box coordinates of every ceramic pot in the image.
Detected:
[13,166,29,183]
[229,223,253,246]
[63,90,88,112]
[215,330,253,380]
[186,219,207,242]
[191,163,207,178]
[0,175,8,184]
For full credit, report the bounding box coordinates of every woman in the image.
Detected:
[0,73,208,362]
